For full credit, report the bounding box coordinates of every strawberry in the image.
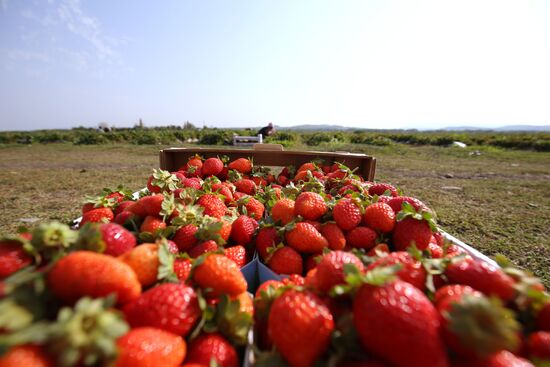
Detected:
[197,194,226,218]
[387,196,426,214]
[234,178,256,195]
[268,289,334,367]
[173,258,192,281]
[201,157,224,177]
[320,223,346,250]
[225,245,247,268]
[433,284,478,306]
[526,331,550,360]
[189,240,219,258]
[212,183,234,204]
[368,183,398,197]
[228,157,252,174]
[119,243,160,286]
[114,200,134,216]
[114,210,140,228]
[316,251,364,293]
[79,222,136,257]
[230,215,258,245]
[332,198,362,231]
[268,246,303,275]
[115,327,186,367]
[173,224,199,252]
[124,283,201,336]
[297,162,317,173]
[346,226,377,250]
[139,215,166,233]
[80,207,114,225]
[185,332,238,367]
[181,177,202,189]
[445,257,516,301]
[193,254,247,296]
[127,194,164,217]
[367,252,427,290]
[392,217,432,251]
[256,226,280,260]
[181,156,203,171]
[0,345,53,367]
[453,350,535,367]
[241,196,264,219]
[363,202,396,233]
[285,222,329,253]
[367,243,390,256]
[48,251,141,305]
[0,239,32,279]
[271,198,295,225]
[353,279,449,367]
[295,191,327,220]
[304,252,322,272]
[428,239,444,258]
[538,302,550,331]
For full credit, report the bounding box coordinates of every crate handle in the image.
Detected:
[253,143,284,151]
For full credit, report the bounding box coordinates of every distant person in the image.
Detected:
[258,122,276,139]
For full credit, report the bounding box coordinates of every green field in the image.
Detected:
[1,142,549,285]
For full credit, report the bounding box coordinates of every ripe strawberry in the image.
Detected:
[115,327,186,367]
[526,331,550,360]
[256,226,280,260]
[234,291,254,315]
[363,202,396,233]
[124,283,201,336]
[297,162,317,173]
[367,243,390,256]
[173,224,199,252]
[225,245,247,268]
[316,251,365,293]
[241,196,264,219]
[285,222,329,253]
[282,273,306,286]
[185,332,238,367]
[114,200,134,216]
[295,191,327,220]
[346,226,377,250]
[0,240,32,279]
[353,280,449,367]
[332,199,362,231]
[428,239,444,258]
[139,215,166,233]
[114,210,140,228]
[181,177,202,189]
[193,254,247,296]
[119,243,159,286]
[212,183,234,204]
[320,223,346,250]
[252,175,267,187]
[271,198,295,225]
[202,157,224,177]
[392,217,432,250]
[234,178,257,195]
[387,196,426,214]
[228,157,252,174]
[80,207,114,225]
[173,258,192,281]
[537,302,550,331]
[197,194,226,218]
[445,257,516,301]
[433,284,478,306]
[127,194,164,217]
[48,251,141,305]
[268,290,334,367]
[368,183,398,197]
[367,252,427,291]
[460,350,535,367]
[230,215,258,245]
[0,345,53,367]
[97,222,136,256]
[188,240,219,258]
[268,246,303,275]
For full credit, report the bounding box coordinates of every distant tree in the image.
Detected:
[183,121,196,130]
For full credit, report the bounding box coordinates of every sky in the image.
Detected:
[1,0,550,131]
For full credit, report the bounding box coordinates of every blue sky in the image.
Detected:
[1,0,550,131]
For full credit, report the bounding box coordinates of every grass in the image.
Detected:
[1,142,549,285]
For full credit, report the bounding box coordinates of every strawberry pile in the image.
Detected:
[0,154,549,366]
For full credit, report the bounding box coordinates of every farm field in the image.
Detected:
[0,142,549,285]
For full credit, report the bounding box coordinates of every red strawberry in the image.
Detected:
[353,280,449,367]
[114,200,134,216]
[285,222,329,253]
[0,240,32,279]
[124,283,201,336]
[428,239,444,258]
[526,331,550,360]
[173,224,199,252]
[433,284,478,306]
[185,332,238,367]
[193,254,247,296]
[114,211,140,228]
[188,240,219,258]
[346,226,377,250]
[255,226,280,260]
[538,302,550,331]
[95,223,136,256]
[234,178,256,195]
[228,157,252,174]
[316,251,364,293]
[320,223,346,250]
[202,157,224,177]
[48,251,141,305]
[445,257,516,301]
[212,183,233,204]
[173,258,192,281]
[367,243,390,256]
[197,194,226,218]
[363,202,395,233]
[115,327,186,367]
[127,194,164,217]
[230,215,258,245]
[392,217,432,251]
[387,196,426,214]
[241,196,264,219]
[268,290,334,367]
[268,246,303,275]
[368,183,398,197]
[225,245,247,268]
[139,215,166,233]
[367,252,427,290]
[181,177,202,189]
[80,207,114,225]
[333,199,362,231]
[454,350,535,367]
[271,198,295,225]
[0,345,53,367]
[295,191,327,220]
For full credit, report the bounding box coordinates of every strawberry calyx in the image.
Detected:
[30,222,79,263]
[156,239,180,283]
[211,294,253,346]
[396,201,437,232]
[330,264,401,297]
[150,168,181,192]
